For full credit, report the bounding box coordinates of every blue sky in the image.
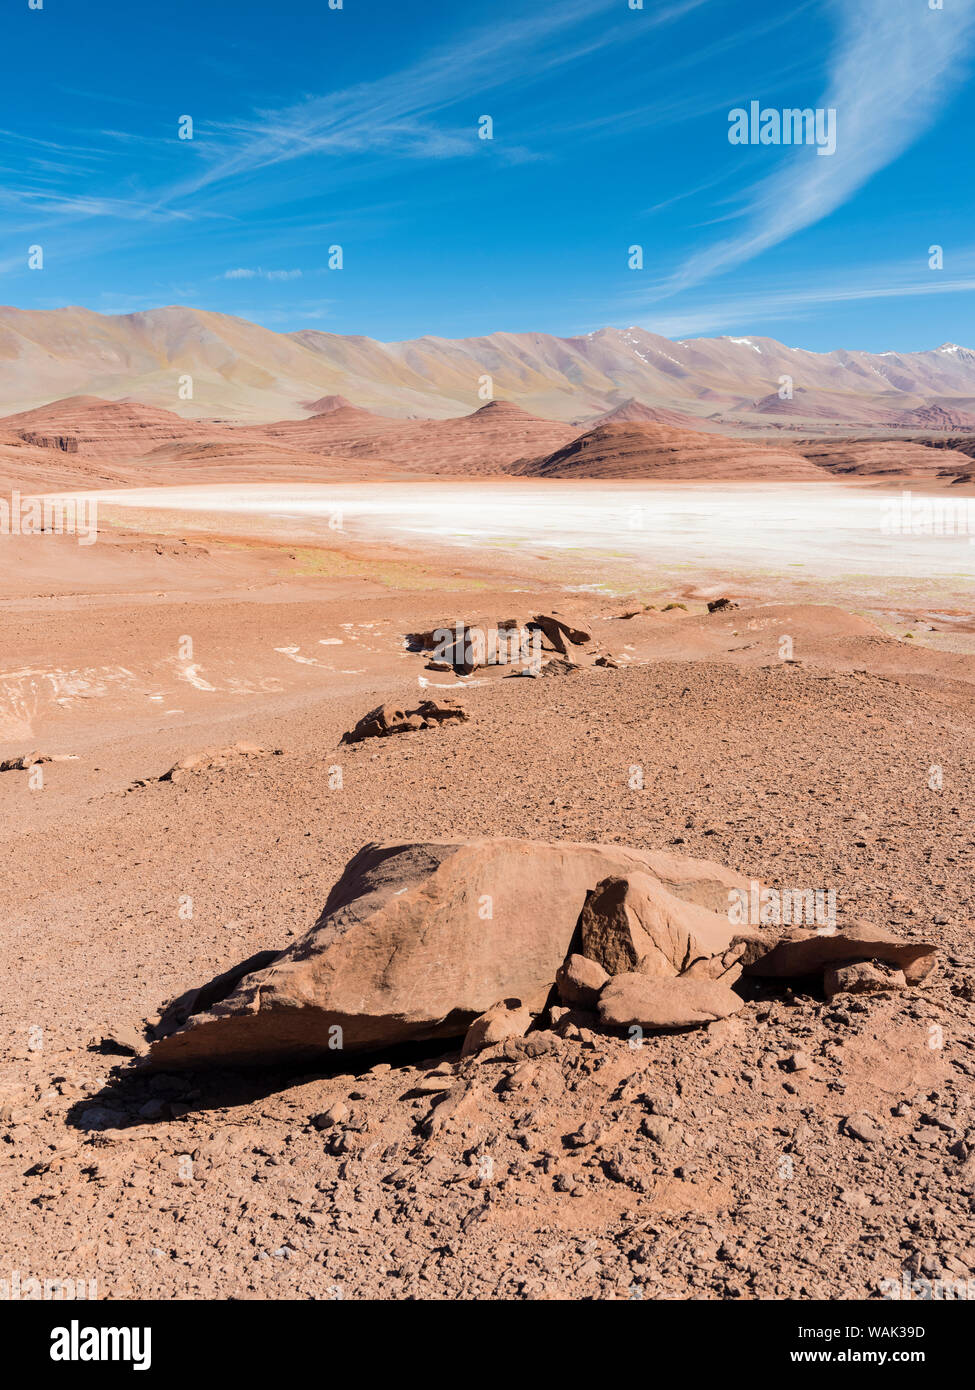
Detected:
[2,0,974,351]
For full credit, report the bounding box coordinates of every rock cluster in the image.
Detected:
[405,612,598,676]
[0,751,77,772]
[144,838,936,1070]
[341,698,467,744]
[1,752,52,772]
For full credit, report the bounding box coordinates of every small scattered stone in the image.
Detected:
[461,999,532,1057]
[641,1116,681,1148]
[824,959,907,1000]
[843,1112,883,1145]
[555,954,609,1010]
[311,1102,350,1130]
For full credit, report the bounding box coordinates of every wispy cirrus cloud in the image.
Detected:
[659,0,975,295]
[1,0,711,297]
[223,267,303,281]
[157,0,707,206]
[634,248,975,338]
[2,190,191,222]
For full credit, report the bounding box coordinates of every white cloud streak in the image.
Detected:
[223,267,303,281]
[635,252,975,338]
[661,0,975,294]
[157,0,707,206]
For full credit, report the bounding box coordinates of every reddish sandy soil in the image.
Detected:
[1,390,974,1301]
[1,503,974,1300]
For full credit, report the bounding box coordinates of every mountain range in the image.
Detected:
[4,305,975,429]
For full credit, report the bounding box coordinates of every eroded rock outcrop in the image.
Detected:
[160,742,282,782]
[408,620,540,675]
[406,611,598,675]
[527,613,591,656]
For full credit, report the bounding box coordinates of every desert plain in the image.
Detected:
[2,332,975,1302]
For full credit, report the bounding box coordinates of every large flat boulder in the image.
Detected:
[147,838,756,1069]
[143,838,937,1071]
